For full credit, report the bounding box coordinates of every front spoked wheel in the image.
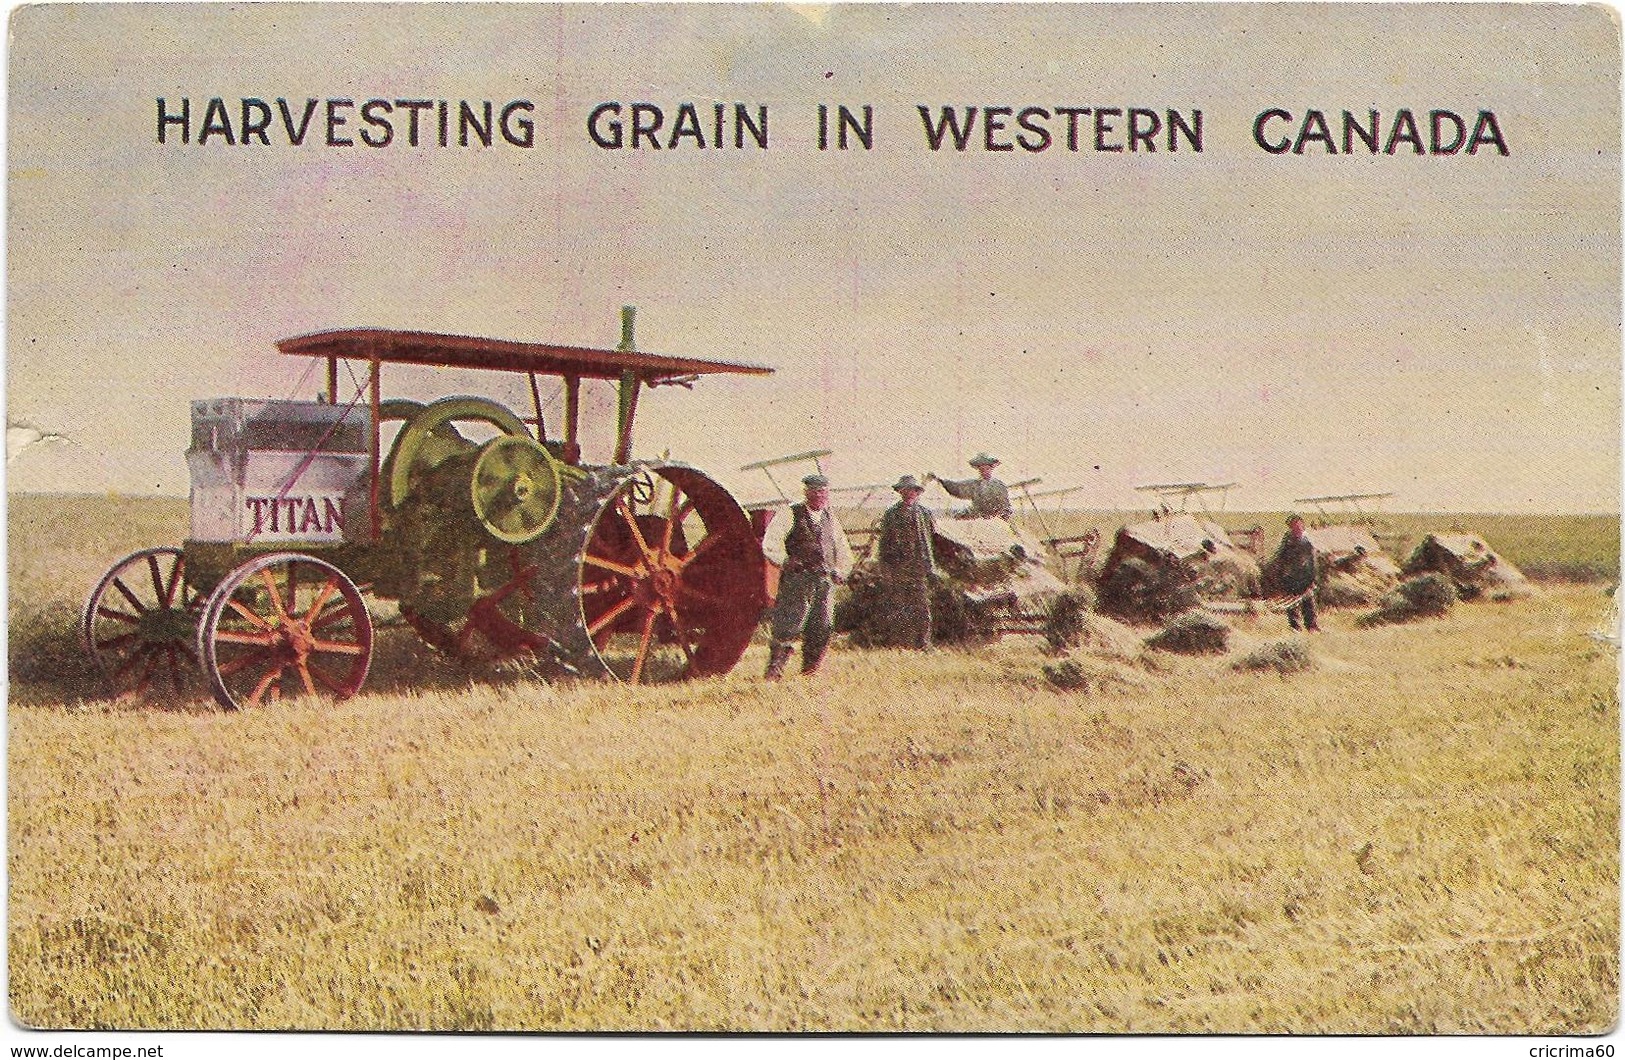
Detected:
[198,553,373,711]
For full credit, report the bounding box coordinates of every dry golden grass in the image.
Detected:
[7,495,1619,1031]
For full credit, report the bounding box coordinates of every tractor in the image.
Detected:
[81,310,775,709]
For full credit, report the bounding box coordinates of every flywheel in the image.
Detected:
[384,396,530,509]
[470,435,564,544]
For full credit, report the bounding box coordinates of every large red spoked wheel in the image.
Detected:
[198,553,373,711]
[81,546,204,699]
[575,466,766,683]
[447,463,768,683]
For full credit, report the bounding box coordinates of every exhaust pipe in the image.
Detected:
[619,305,636,352]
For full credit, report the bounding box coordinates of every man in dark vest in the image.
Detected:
[876,474,939,649]
[1269,514,1320,632]
[762,473,854,679]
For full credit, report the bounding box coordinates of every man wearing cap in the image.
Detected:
[1268,514,1319,632]
[762,473,854,679]
[876,475,938,649]
[929,453,1013,519]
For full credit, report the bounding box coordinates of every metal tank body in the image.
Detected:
[185,398,373,545]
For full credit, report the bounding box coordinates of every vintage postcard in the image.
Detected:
[6,1,1619,1042]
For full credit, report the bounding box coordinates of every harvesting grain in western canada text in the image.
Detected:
[153,97,1509,157]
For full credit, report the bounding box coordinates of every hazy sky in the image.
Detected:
[7,3,1620,513]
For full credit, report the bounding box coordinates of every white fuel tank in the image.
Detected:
[186,398,373,544]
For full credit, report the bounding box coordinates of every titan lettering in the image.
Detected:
[246,496,345,535]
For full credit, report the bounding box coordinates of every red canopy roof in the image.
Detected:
[277,328,773,382]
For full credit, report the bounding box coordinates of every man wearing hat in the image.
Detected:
[761,473,854,679]
[929,453,1013,519]
[875,474,939,649]
[1267,514,1319,632]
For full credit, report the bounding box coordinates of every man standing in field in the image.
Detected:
[1270,514,1320,632]
[876,474,939,649]
[762,473,854,679]
[929,453,1013,518]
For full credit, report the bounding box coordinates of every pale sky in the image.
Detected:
[7,3,1620,513]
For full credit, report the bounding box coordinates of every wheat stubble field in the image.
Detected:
[7,495,1619,1031]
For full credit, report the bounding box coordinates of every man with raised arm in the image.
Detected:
[929,452,1013,518]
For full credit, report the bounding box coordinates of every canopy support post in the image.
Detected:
[527,371,546,443]
[368,355,381,541]
[614,370,640,466]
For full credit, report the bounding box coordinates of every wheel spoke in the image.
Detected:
[112,650,162,700]
[147,553,165,600]
[112,577,148,614]
[258,568,290,621]
[217,646,273,678]
[95,631,141,653]
[213,629,278,646]
[659,485,685,556]
[580,579,626,597]
[587,595,638,636]
[616,498,656,561]
[96,605,141,626]
[296,661,318,698]
[664,604,697,667]
[132,649,161,693]
[285,562,299,617]
[310,639,365,656]
[112,645,152,681]
[310,601,355,631]
[227,597,275,632]
[162,556,185,608]
[584,553,641,578]
[247,663,286,708]
[676,532,733,569]
[165,646,185,692]
[629,605,659,684]
[301,577,340,624]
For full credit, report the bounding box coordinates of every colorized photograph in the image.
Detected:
[6,2,1619,1035]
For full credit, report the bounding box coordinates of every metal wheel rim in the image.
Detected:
[81,546,203,699]
[576,465,764,683]
[198,552,373,710]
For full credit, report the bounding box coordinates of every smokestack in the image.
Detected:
[618,306,636,352]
